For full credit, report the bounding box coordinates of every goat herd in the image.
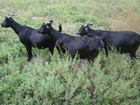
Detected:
[1,14,140,62]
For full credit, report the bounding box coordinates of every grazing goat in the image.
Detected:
[77,23,140,59]
[38,19,103,61]
[1,14,62,61]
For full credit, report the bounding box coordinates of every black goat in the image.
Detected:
[38,19,103,61]
[1,14,62,61]
[77,23,140,59]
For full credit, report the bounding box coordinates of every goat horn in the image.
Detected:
[11,14,16,17]
[7,14,16,18]
[44,18,55,25]
[7,14,11,18]
[44,21,48,25]
[45,21,51,25]
[87,22,94,27]
[50,18,55,21]
[49,18,55,24]
[84,23,88,27]
[89,22,94,25]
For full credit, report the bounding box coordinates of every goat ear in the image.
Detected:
[7,14,11,18]
[85,27,88,32]
[46,25,50,29]
[11,14,16,17]
[46,23,51,29]
[7,14,16,18]
[84,23,89,32]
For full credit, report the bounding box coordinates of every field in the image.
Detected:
[0,0,140,104]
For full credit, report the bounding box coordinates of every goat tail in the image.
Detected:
[99,40,104,48]
[138,34,140,45]
[58,24,62,32]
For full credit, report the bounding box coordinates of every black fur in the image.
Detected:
[38,21,103,61]
[77,23,140,59]
[1,16,62,61]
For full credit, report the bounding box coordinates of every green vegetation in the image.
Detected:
[0,0,140,104]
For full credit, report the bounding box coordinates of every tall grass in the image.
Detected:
[106,5,140,55]
[0,0,140,104]
[107,5,140,33]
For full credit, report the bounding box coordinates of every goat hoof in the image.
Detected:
[27,58,31,61]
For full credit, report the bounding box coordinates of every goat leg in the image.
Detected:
[24,45,32,61]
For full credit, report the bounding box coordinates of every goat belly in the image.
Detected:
[78,49,89,58]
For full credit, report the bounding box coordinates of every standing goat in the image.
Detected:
[1,14,62,61]
[38,19,103,61]
[77,23,140,59]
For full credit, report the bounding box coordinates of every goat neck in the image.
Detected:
[48,26,62,40]
[10,19,23,35]
[87,28,101,37]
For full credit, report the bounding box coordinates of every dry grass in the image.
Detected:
[107,5,140,56]
[107,5,140,34]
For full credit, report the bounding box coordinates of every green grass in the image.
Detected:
[0,0,140,104]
